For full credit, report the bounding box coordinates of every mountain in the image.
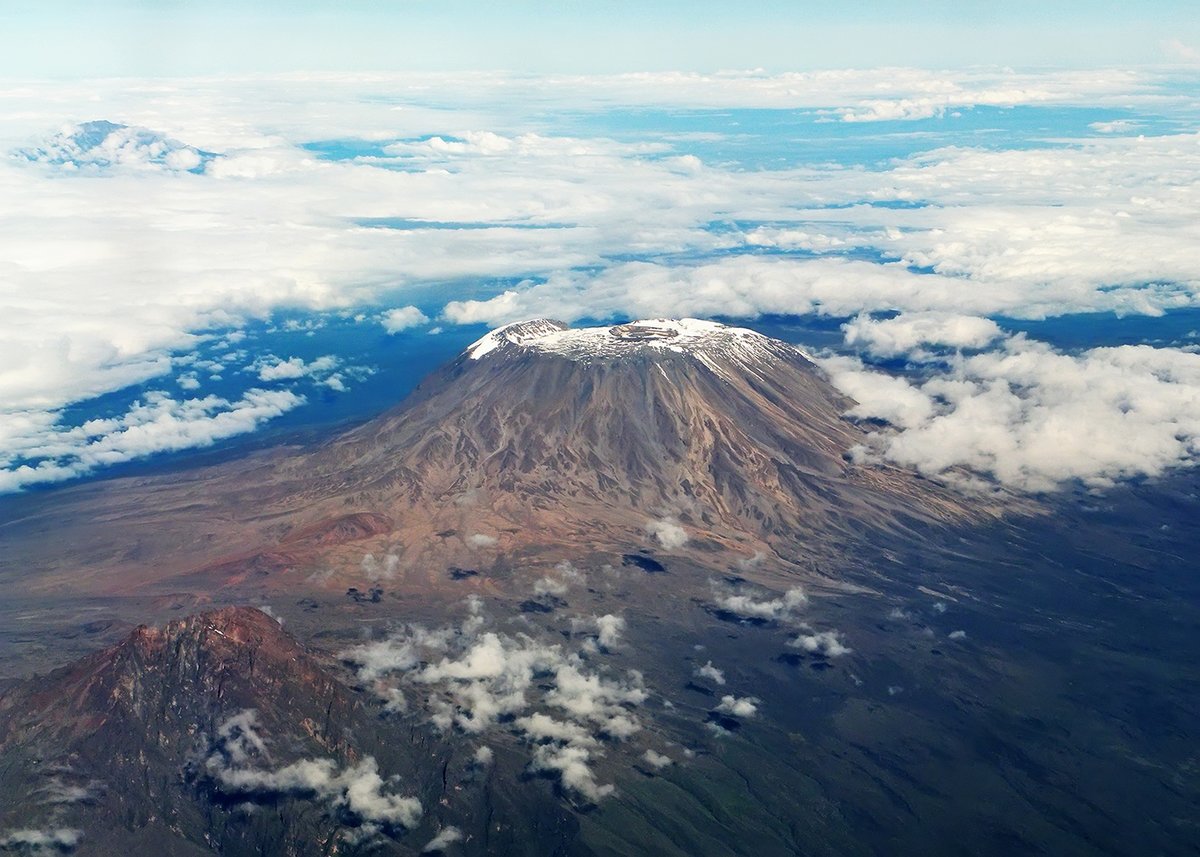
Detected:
[279,318,979,577]
[0,318,990,601]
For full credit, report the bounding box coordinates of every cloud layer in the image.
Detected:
[3,71,1199,490]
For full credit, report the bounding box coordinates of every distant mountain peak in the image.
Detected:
[14,119,214,173]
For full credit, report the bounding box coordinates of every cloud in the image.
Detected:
[789,630,852,657]
[422,826,464,853]
[530,744,614,802]
[176,372,201,391]
[35,779,98,806]
[514,712,597,747]
[833,83,1068,123]
[706,721,732,738]
[215,709,270,765]
[362,552,400,582]
[1163,39,1200,64]
[693,660,726,685]
[3,72,1199,492]
[641,749,673,770]
[592,614,625,650]
[714,695,759,719]
[205,710,423,830]
[437,127,1200,337]
[0,828,82,852]
[822,336,1200,492]
[214,757,423,828]
[532,562,582,598]
[1089,119,1141,134]
[0,388,304,492]
[713,586,808,621]
[381,305,430,333]
[473,746,493,766]
[842,312,1002,359]
[341,599,648,803]
[948,630,967,640]
[533,576,569,597]
[467,533,497,548]
[645,517,688,549]
[254,354,340,382]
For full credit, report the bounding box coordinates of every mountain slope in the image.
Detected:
[0,608,416,854]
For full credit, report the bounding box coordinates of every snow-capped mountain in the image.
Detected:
[14,120,215,173]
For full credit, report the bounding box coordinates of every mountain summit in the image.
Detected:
[464,317,790,364]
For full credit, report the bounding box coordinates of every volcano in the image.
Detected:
[0,319,984,599]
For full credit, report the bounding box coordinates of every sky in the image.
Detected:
[1,5,1200,496]
[2,1,1200,77]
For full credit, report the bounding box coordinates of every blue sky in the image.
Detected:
[2,1,1199,77]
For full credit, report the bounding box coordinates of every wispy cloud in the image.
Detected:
[0,827,83,852]
[203,710,423,836]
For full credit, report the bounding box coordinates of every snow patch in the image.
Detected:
[465,318,784,367]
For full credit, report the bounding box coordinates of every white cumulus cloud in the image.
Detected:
[0,388,304,493]
[693,660,726,685]
[645,517,689,549]
[714,695,760,718]
[823,337,1200,492]
[842,312,1003,358]
[789,630,852,657]
[714,586,808,621]
[381,305,430,333]
[205,710,422,831]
